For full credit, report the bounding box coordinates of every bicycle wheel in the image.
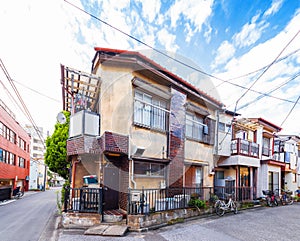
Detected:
[215,201,225,216]
[231,202,238,214]
[273,198,278,206]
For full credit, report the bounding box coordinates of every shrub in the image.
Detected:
[188,198,206,209]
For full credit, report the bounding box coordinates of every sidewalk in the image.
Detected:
[0,190,39,206]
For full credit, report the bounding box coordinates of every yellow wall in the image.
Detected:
[97,65,133,136]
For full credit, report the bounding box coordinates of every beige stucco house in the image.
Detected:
[62,47,225,212]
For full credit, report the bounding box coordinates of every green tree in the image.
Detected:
[45,111,70,180]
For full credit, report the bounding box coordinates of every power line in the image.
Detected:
[237,71,300,111]
[65,0,300,108]
[218,29,300,145]
[233,28,300,114]
[66,0,300,132]
[13,79,60,103]
[0,59,46,147]
[280,95,300,128]
[64,0,223,83]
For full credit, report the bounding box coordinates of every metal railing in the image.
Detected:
[63,186,254,215]
[128,186,213,215]
[214,186,254,202]
[231,138,259,157]
[63,187,103,214]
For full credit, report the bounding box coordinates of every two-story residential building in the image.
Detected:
[0,99,30,193]
[274,135,300,192]
[214,115,282,200]
[62,47,225,212]
[249,118,282,197]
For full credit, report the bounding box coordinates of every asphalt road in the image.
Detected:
[58,203,300,241]
[0,187,60,241]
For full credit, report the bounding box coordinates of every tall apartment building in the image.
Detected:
[24,125,47,190]
[0,99,30,191]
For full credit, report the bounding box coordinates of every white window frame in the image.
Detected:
[186,112,205,141]
[134,90,169,131]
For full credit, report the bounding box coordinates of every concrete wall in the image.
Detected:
[127,207,213,231]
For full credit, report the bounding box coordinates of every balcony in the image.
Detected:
[231,138,259,158]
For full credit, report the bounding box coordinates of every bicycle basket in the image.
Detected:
[285,190,293,195]
[262,190,272,195]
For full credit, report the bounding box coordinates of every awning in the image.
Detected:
[184,159,209,166]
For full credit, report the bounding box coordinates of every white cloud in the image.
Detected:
[157,29,179,52]
[184,23,193,43]
[264,0,284,17]
[168,0,213,38]
[233,14,269,48]
[211,41,236,68]
[137,0,162,23]
[213,9,300,134]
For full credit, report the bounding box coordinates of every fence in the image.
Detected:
[63,187,103,214]
[128,186,213,215]
[63,186,254,215]
[128,186,254,215]
[214,186,253,202]
[0,186,12,201]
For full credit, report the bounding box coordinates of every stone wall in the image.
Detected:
[127,207,213,231]
[62,213,101,229]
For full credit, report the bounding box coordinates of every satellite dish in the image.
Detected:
[57,112,66,124]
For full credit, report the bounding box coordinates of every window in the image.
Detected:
[134,90,168,131]
[262,137,271,156]
[9,153,15,165]
[268,171,279,191]
[134,161,165,177]
[195,167,203,188]
[186,112,205,141]
[0,149,3,162]
[0,122,3,136]
[19,138,26,151]
[19,157,25,168]
[9,130,16,144]
[219,122,225,132]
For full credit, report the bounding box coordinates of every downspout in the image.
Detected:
[128,136,136,189]
[71,156,81,188]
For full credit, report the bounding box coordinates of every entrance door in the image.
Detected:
[103,165,119,210]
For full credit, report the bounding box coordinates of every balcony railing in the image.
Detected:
[231,138,259,157]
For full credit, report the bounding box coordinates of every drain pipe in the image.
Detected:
[128,136,136,189]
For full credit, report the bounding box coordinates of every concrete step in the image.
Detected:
[84,224,128,236]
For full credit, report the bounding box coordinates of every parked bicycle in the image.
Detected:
[12,186,24,199]
[261,190,278,207]
[215,192,238,216]
[277,189,293,205]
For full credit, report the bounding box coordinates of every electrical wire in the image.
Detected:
[280,95,300,128]
[65,0,300,134]
[12,79,60,103]
[0,59,46,148]
[237,71,300,111]
[233,28,300,115]
[218,28,300,145]
[64,0,299,107]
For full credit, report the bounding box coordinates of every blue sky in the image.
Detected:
[0,0,299,135]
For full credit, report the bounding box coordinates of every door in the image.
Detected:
[103,165,119,210]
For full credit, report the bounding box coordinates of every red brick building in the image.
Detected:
[0,100,30,191]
